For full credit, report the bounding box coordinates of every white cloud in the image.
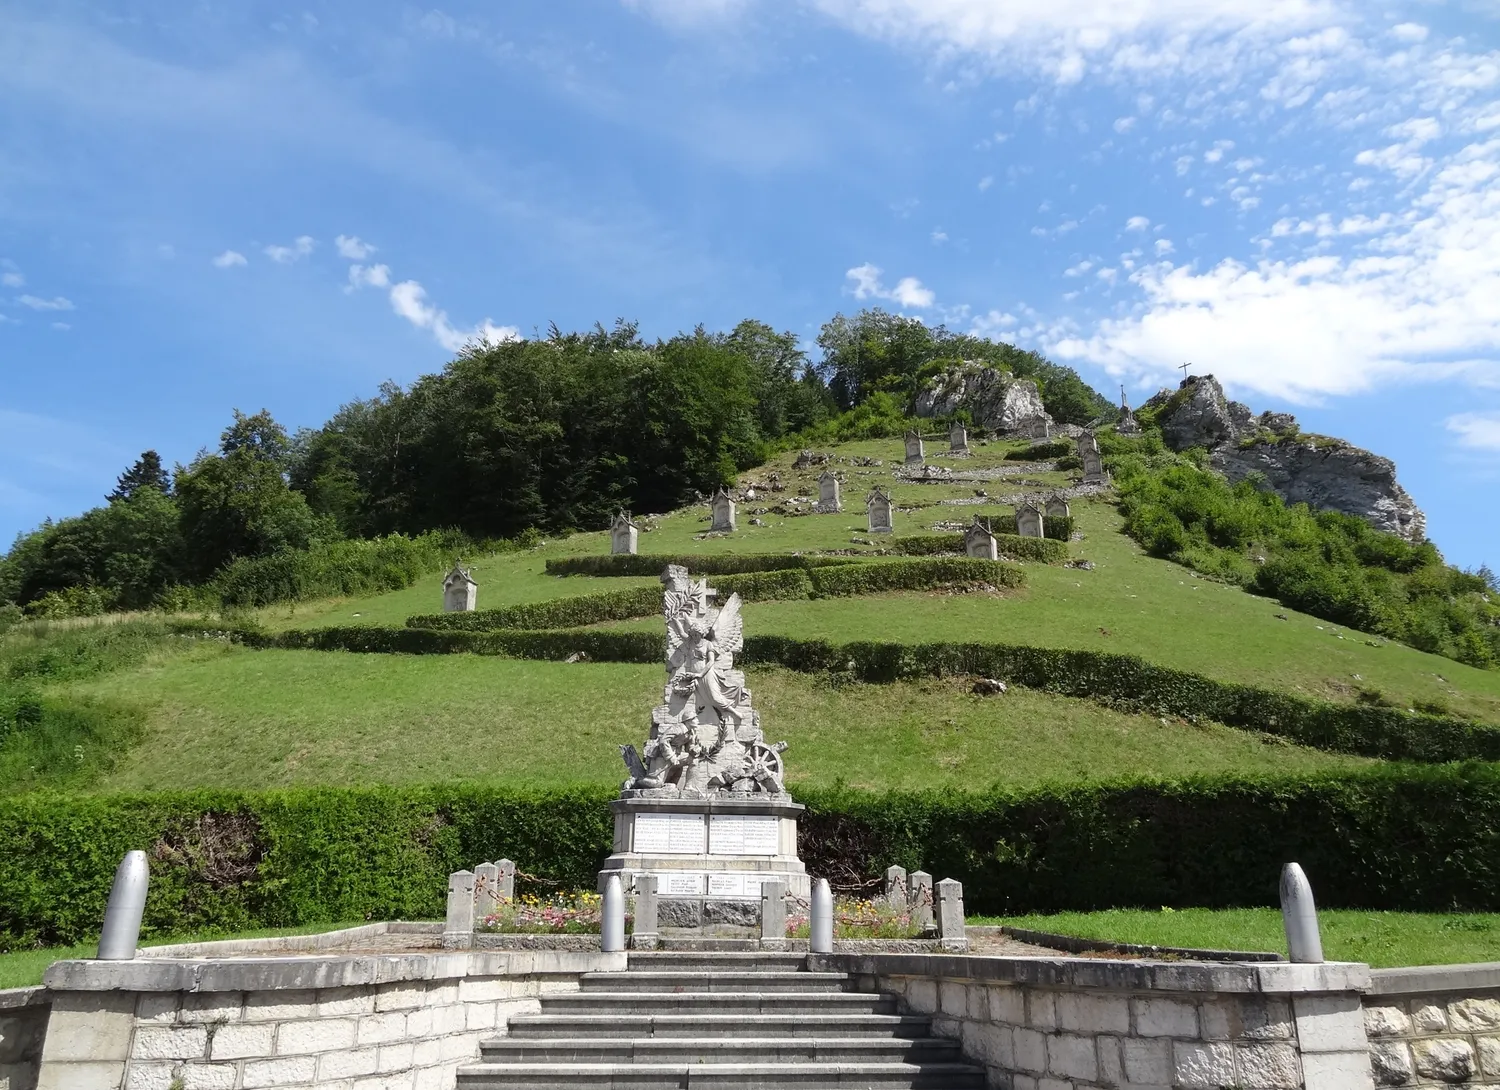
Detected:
[977,175,994,191]
[1154,238,1175,255]
[1064,259,1094,277]
[347,263,392,290]
[1447,413,1500,452]
[844,263,936,308]
[364,276,520,351]
[50,322,70,331]
[16,294,73,311]
[931,228,949,244]
[1125,215,1150,231]
[1,272,23,287]
[1113,116,1136,133]
[335,234,376,260]
[1391,23,1428,44]
[212,250,247,268]
[263,236,315,263]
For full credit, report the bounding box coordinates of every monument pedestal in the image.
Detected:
[598,797,808,921]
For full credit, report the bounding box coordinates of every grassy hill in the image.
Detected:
[7,433,1498,797]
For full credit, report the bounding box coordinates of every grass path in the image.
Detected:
[65,647,1365,792]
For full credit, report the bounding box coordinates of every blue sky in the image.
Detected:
[2,0,1499,568]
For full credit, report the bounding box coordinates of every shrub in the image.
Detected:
[1006,440,1072,461]
[545,554,856,578]
[889,534,1067,563]
[1043,516,1075,542]
[808,558,1024,597]
[408,585,665,632]
[3,768,1498,947]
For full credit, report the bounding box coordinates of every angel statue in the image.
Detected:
[662,565,745,733]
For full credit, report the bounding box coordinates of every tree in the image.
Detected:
[108,450,170,502]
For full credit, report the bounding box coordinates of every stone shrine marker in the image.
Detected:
[601,565,809,918]
[866,486,895,534]
[949,421,969,453]
[610,511,639,555]
[1045,494,1071,520]
[1014,500,1045,539]
[815,471,842,513]
[904,430,925,465]
[710,488,737,532]
[1077,431,1107,484]
[965,517,998,560]
[442,565,477,612]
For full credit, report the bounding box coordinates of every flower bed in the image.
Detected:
[789,896,925,940]
[478,892,608,934]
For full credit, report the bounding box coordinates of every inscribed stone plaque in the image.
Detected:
[634,813,707,855]
[661,873,704,896]
[709,815,780,856]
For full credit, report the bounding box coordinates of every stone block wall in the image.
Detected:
[1364,974,1500,1088]
[0,987,48,1090]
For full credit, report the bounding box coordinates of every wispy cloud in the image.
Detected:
[344,257,518,351]
[212,250,247,268]
[335,234,376,260]
[845,263,936,309]
[263,236,315,263]
[1448,413,1500,453]
[16,294,73,311]
[0,272,22,288]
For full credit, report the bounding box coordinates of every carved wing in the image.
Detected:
[620,744,648,782]
[714,593,744,655]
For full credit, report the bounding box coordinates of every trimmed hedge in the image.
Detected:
[1006,440,1073,461]
[226,625,1500,764]
[5,767,1499,948]
[891,533,1068,564]
[545,554,856,578]
[808,558,1024,597]
[1044,516,1075,542]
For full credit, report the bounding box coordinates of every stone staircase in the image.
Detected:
[456,951,985,1089]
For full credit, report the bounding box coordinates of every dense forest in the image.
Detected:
[0,310,1111,618]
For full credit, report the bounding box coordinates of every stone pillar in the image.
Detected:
[474,862,501,922]
[936,878,966,952]
[444,869,475,949]
[908,870,934,933]
[97,850,149,961]
[884,865,908,909]
[632,875,659,950]
[496,858,516,902]
[760,881,788,951]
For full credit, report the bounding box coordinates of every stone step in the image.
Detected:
[505,1013,936,1040]
[539,991,898,1015]
[579,971,852,993]
[626,951,807,971]
[455,1061,986,1090]
[478,1036,963,1064]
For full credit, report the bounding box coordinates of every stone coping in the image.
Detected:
[989,925,1284,963]
[0,985,47,1010]
[611,796,806,818]
[810,952,1371,995]
[42,948,626,993]
[1367,962,1500,996]
[135,920,439,959]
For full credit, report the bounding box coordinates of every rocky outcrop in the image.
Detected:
[914,361,1052,433]
[1147,375,1426,541]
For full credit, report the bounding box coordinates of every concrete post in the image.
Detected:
[1281,862,1325,964]
[908,871,934,933]
[810,878,834,954]
[496,858,516,902]
[97,850,149,960]
[444,870,475,949]
[602,874,625,953]
[760,881,788,951]
[884,865,908,908]
[474,862,501,922]
[631,875,659,951]
[936,878,967,952]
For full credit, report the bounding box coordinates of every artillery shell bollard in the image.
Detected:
[810,878,833,954]
[97,850,150,961]
[602,874,625,953]
[1280,862,1325,964]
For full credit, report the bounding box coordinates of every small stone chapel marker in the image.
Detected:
[442,564,478,613]
[903,430,925,465]
[1045,494,1071,521]
[1014,500,1045,539]
[965,517,998,560]
[610,511,639,555]
[1077,431,1107,484]
[949,421,969,453]
[816,470,842,513]
[710,488,737,532]
[866,486,895,534]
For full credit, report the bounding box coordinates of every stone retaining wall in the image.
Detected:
[1364,967,1500,1088]
[37,949,623,1090]
[815,953,1375,1090]
[0,986,48,1090]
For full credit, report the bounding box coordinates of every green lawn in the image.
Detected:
[985,908,1500,968]
[61,646,1365,792]
[0,922,365,989]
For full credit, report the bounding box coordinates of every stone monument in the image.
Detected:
[442,565,478,612]
[866,486,895,534]
[815,471,842,514]
[1045,494,1071,521]
[903,430,924,465]
[710,488,736,532]
[949,421,969,453]
[1025,417,1052,440]
[1078,432,1108,484]
[1117,386,1141,437]
[964,517,998,560]
[1014,500,1045,539]
[610,511,639,555]
[599,565,808,920]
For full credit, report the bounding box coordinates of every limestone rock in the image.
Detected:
[1369,1042,1414,1087]
[914,361,1052,434]
[1413,1039,1475,1082]
[1152,375,1427,541]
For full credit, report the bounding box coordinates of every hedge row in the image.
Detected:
[1044,516,1075,542]
[216,626,1498,764]
[6,767,1499,948]
[406,560,1026,631]
[545,553,856,578]
[891,533,1068,563]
